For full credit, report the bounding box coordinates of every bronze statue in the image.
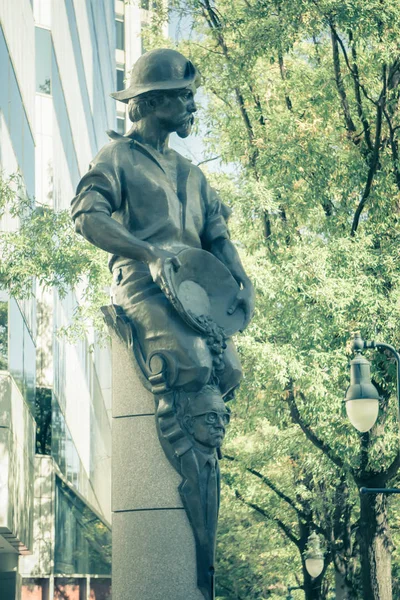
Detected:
[71,49,254,600]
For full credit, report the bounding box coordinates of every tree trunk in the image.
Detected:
[301,563,324,600]
[298,521,325,600]
[358,488,392,600]
[334,570,351,600]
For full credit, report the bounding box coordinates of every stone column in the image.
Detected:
[110,326,204,600]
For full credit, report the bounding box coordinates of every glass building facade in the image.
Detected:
[0,1,118,598]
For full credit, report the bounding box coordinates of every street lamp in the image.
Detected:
[345,332,400,496]
[304,532,324,579]
[345,332,400,433]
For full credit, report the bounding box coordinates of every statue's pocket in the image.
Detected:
[113,268,123,286]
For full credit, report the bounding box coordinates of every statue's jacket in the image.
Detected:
[71,135,242,394]
[71,134,230,273]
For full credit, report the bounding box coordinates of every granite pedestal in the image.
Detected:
[111,328,204,600]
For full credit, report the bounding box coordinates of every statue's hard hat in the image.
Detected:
[111,48,201,103]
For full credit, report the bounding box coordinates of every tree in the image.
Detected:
[0,172,109,336]
[219,414,360,599]
[146,0,400,597]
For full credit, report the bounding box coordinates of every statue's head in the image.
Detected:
[111,49,201,138]
[181,385,230,450]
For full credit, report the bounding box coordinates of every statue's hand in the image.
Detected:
[227,278,255,332]
[148,249,181,288]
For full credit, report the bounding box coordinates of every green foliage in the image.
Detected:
[216,483,302,599]
[0,172,109,338]
[145,0,400,596]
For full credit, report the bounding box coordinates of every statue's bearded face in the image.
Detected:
[155,86,197,138]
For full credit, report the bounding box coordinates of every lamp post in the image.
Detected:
[345,332,382,432]
[304,531,324,579]
[285,532,324,600]
[345,331,400,495]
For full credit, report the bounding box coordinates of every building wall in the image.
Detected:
[31,0,115,525]
[0,0,118,597]
[0,3,38,586]
[0,373,36,554]
[0,0,35,141]
[0,11,35,198]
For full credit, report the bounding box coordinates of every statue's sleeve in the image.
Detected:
[71,144,122,230]
[201,177,232,249]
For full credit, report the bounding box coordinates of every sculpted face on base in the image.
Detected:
[183,388,230,450]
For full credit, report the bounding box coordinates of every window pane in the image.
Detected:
[55,480,111,576]
[90,579,112,600]
[23,320,36,413]
[9,298,24,392]
[141,24,149,53]
[35,387,52,455]
[115,20,124,50]
[54,579,83,600]
[116,117,125,135]
[21,578,49,600]
[35,27,52,94]
[8,299,36,415]
[0,301,8,370]
[116,69,125,92]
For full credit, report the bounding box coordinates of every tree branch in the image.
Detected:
[275,3,293,112]
[330,25,357,137]
[199,0,257,148]
[208,86,233,108]
[217,583,244,600]
[224,453,308,519]
[278,52,293,112]
[312,35,321,66]
[200,1,257,157]
[196,155,221,167]
[330,24,379,108]
[383,106,400,190]
[233,488,300,547]
[248,83,266,125]
[348,30,373,152]
[350,69,384,236]
[386,448,400,481]
[350,152,379,237]
[387,58,400,92]
[189,40,225,56]
[235,89,256,144]
[263,210,272,240]
[286,387,345,470]
[199,0,272,237]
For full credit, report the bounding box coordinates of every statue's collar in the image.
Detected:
[130,138,170,176]
[106,130,192,209]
